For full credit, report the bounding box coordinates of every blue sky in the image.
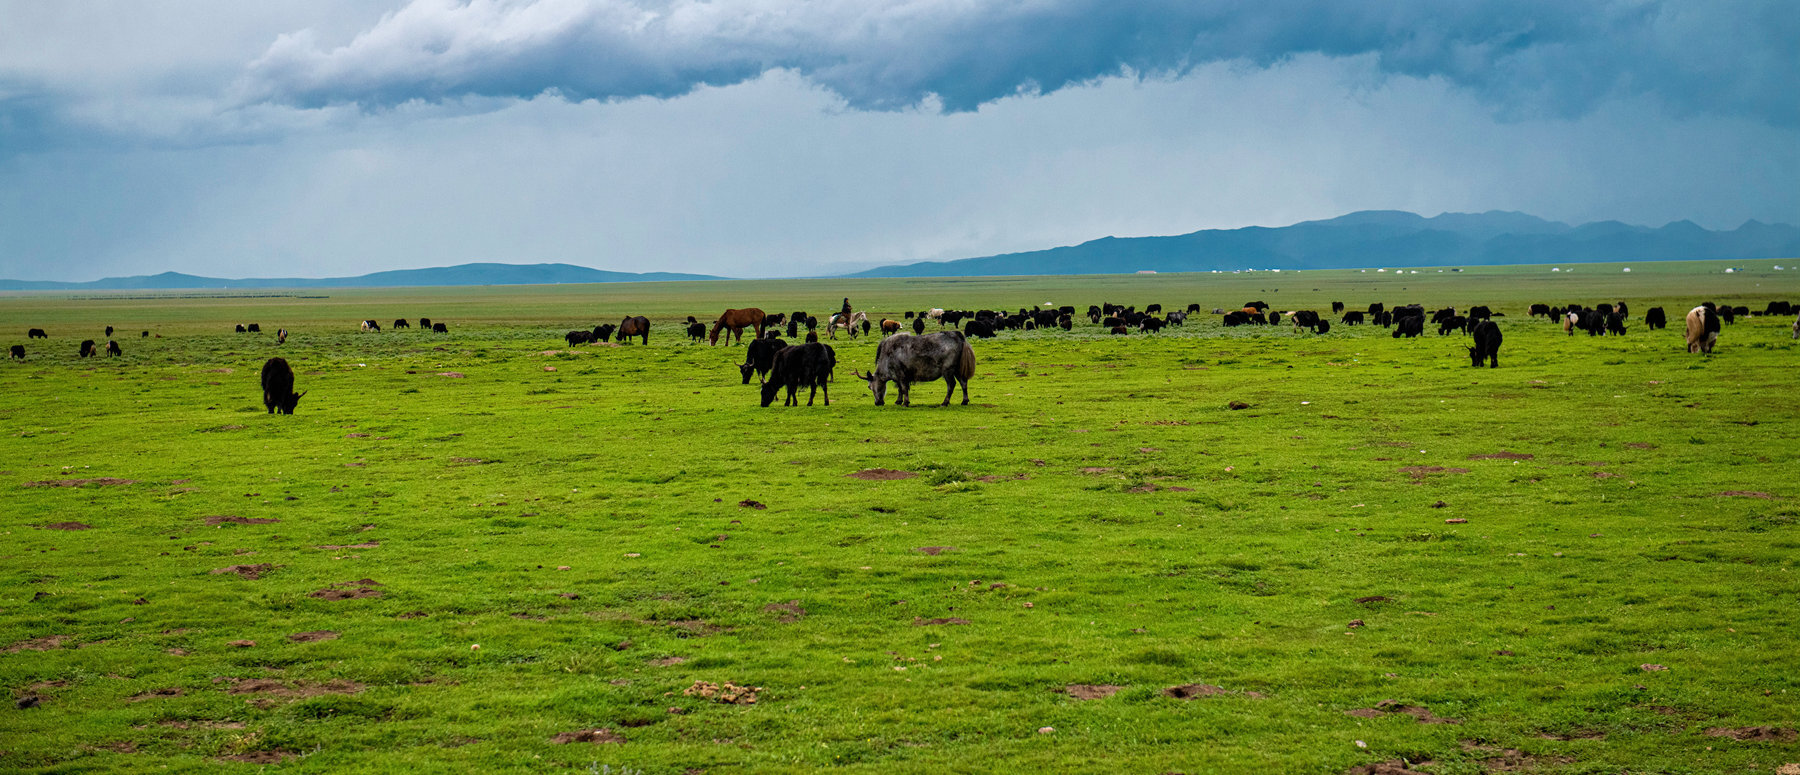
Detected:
[2,0,1795,281]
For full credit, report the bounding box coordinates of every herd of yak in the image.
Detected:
[11,298,1798,415]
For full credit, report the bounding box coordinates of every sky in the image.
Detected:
[1,0,1796,282]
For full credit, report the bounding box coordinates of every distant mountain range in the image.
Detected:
[4,212,1795,289]
[843,210,1800,278]
[0,262,721,291]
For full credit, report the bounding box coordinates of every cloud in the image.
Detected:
[236,0,1800,125]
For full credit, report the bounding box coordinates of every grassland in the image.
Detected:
[1,259,1797,773]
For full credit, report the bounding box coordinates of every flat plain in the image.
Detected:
[1,260,1797,773]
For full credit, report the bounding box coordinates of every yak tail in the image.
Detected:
[958,339,976,382]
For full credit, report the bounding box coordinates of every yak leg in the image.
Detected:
[941,376,955,406]
[959,376,969,405]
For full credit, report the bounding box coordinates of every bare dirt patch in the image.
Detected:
[309,579,383,600]
[210,564,274,580]
[738,499,767,509]
[1537,729,1607,741]
[763,601,806,623]
[5,634,71,653]
[127,687,184,702]
[1624,442,1656,449]
[287,630,339,643]
[1061,684,1122,700]
[154,720,245,730]
[913,617,971,626]
[23,478,136,488]
[649,656,688,667]
[1343,762,1435,775]
[1398,466,1469,479]
[205,516,279,525]
[1717,491,1775,499]
[684,680,760,705]
[913,546,957,555]
[316,541,379,549]
[216,751,298,764]
[437,372,465,378]
[847,468,917,480]
[1345,700,1460,724]
[1705,726,1796,742]
[1468,451,1533,460]
[449,457,488,465]
[552,728,625,744]
[1355,596,1393,604]
[1161,683,1263,700]
[665,620,726,636]
[36,522,92,530]
[1459,740,1573,771]
[1078,467,1115,474]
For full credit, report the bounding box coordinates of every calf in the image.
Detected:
[260,357,306,414]
[9,344,23,360]
[760,342,835,407]
[1467,320,1502,368]
[593,324,615,343]
[79,339,97,357]
[739,335,788,384]
[881,319,902,337]
[106,340,121,356]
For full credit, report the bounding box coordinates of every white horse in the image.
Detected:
[829,311,868,339]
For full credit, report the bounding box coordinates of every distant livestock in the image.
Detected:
[1392,316,1424,338]
[881,319,902,337]
[855,331,975,407]
[79,339,97,357]
[566,329,594,346]
[419,318,432,329]
[105,325,114,337]
[393,318,410,329]
[277,329,288,344]
[431,323,448,333]
[760,342,836,407]
[361,320,381,332]
[106,340,121,357]
[618,316,650,345]
[1341,311,1365,325]
[1644,307,1667,330]
[247,324,261,333]
[740,336,789,384]
[963,320,996,339]
[912,317,926,335]
[260,357,305,414]
[1468,320,1502,368]
[10,345,23,359]
[687,322,707,342]
[235,325,246,333]
[1685,306,1719,354]
[28,328,47,339]
[709,308,767,345]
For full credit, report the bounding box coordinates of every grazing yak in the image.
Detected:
[277,329,288,344]
[393,318,410,329]
[1392,315,1424,338]
[618,316,650,345]
[760,342,836,407]
[709,308,766,345]
[855,331,975,407]
[247,324,261,333]
[881,319,902,337]
[10,344,24,359]
[592,324,615,342]
[105,325,114,337]
[912,316,926,335]
[687,322,707,342]
[1685,306,1720,354]
[431,323,448,333]
[419,318,432,330]
[963,320,996,339]
[360,319,381,332]
[1468,320,1502,368]
[79,339,97,357]
[235,324,247,333]
[106,340,121,357]
[1341,311,1365,325]
[260,357,305,414]
[740,335,789,384]
[28,328,47,339]
[1644,307,1667,330]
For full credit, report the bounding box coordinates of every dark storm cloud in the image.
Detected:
[238,0,1800,125]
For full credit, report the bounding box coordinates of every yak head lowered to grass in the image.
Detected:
[260,357,308,414]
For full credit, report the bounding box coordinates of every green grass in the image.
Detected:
[1,260,1798,773]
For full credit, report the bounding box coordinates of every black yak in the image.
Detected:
[79,339,97,357]
[260,357,306,414]
[106,340,121,356]
[760,342,836,407]
[740,335,788,384]
[1468,320,1502,368]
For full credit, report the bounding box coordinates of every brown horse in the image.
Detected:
[708,307,766,345]
[619,315,650,345]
